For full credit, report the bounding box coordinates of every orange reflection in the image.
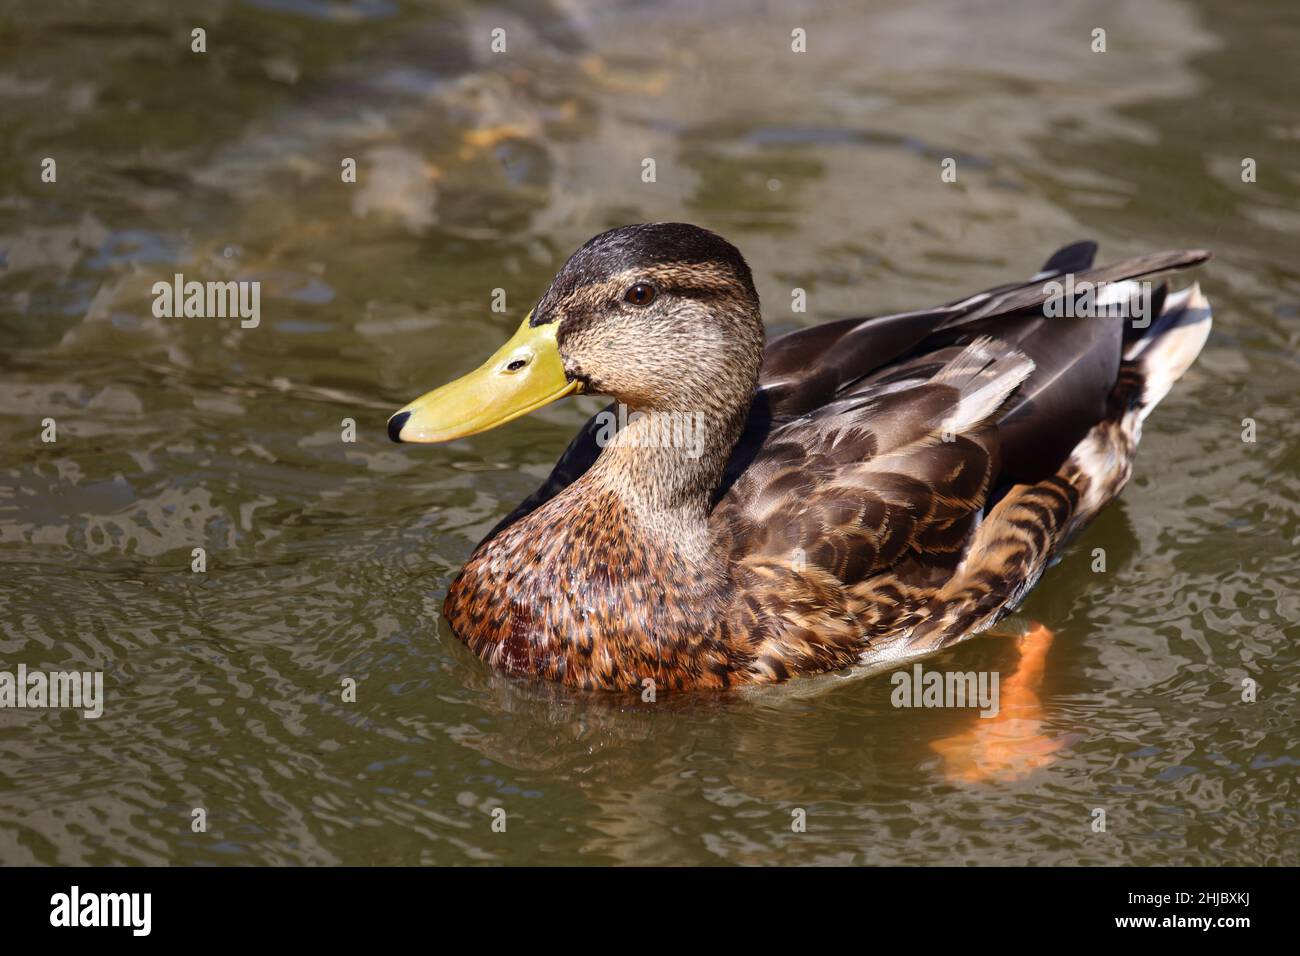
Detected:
[930,623,1064,783]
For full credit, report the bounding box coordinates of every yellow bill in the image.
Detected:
[387,313,582,443]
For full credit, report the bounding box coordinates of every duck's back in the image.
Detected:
[709,242,1212,677]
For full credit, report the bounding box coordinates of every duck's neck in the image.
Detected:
[561,395,754,582]
[592,403,754,512]
[567,294,766,563]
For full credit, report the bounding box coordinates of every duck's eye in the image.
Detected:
[504,357,529,373]
[624,282,656,306]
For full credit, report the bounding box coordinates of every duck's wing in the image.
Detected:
[707,334,1044,680]
[708,243,1208,677]
[717,242,1207,498]
[712,335,1034,587]
[757,244,1206,421]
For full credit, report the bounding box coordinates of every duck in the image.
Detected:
[388,222,1211,692]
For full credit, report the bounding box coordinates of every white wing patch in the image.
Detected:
[934,336,1035,434]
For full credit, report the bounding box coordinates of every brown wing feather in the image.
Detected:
[717,338,1031,564]
[709,337,1034,676]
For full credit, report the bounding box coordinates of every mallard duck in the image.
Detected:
[389,223,1211,691]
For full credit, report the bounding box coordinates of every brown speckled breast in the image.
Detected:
[444,488,743,691]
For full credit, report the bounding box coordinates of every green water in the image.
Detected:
[1,0,1297,865]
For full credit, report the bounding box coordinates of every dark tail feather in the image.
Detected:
[978,251,1209,481]
[948,248,1212,326]
[1034,240,1098,278]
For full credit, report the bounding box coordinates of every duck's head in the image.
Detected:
[387,222,764,443]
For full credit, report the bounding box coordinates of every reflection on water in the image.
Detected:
[930,624,1065,785]
[1,0,1297,865]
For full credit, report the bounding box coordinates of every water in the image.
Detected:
[1,0,1297,865]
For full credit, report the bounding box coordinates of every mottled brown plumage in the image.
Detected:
[425,224,1213,691]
